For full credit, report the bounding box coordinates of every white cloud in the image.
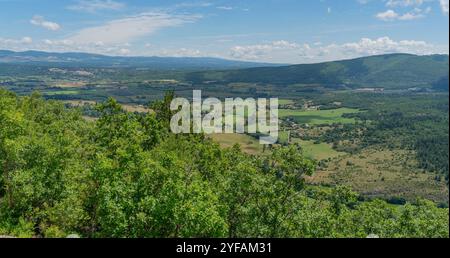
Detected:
[361,0,444,20]
[386,0,427,7]
[229,37,447,63]
[118,48,131,55]
[440,0,449,14]
[67,0,125,13]
[159,48,202,57]
[376,9,400,20]
[42,39,74,46]
[67,12,200,45]
[230,40,300,60]
[398,11,423,19]
[1,35,447,63]
[1,11,202,57]
[173,2,213,9]
[30,15,61,31]
[20,37,33,44]
[0,37,33,45]
[376,7,427,20]
[340,37,430,55]
[217,6,233,10]
[0,37,34,52]
[39,40,134,56]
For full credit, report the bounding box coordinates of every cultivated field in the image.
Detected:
[279,108,360,125]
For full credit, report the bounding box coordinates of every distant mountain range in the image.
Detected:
[0,50,448,91]
[187,53,449,90]
[0,50,278,70]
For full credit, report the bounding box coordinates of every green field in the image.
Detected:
[292,138,343,160]
[209,133,265,155]
[210,133,342,161]
[43,90,80,96]
[279,108,360,125]
[279,99,295,105]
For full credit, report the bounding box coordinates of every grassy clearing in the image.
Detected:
[64,100,152,113]
[82,116,98,122]
[52,81,87,88]
[210,132,342,161]
[44,90,80,96]
[209,133,265,155]
[308,148,449,204]
[279,99,295,105]
[64,100,96,106]
[279,108,360,125]
[122,104,152,113]
[292,138,344,160]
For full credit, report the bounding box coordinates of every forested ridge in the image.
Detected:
[0,89,448,238]
[187,54,449,90]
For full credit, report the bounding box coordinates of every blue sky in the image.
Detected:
[0,0,448,63]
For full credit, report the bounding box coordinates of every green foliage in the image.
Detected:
[0,89,448,238]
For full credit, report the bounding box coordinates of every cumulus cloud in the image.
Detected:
[360,0,444,20]
[0,37,33,45]
[21,37,33,44]
[340,37,431,55]
[30,15,61,31]
[159,48,203,57]
[376,9,401,20]
[0,37,34,51]
[385,0,427,7]
[230,40,300,60]
[217,6,233,10]
[1,35,446,62]
[440,0,449,14]
[376,7,429,20]
[67,0,125,13]
[38,38,135,55]
[67,12,200,45]
[358,0,429,6]
[1,11,202,57]
[229,37,447,63]
[118,48,131,55]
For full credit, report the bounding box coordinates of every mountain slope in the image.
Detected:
[0,50,278,70]
[186,54,449,90]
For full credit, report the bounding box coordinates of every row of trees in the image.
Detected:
[0,89,448,238]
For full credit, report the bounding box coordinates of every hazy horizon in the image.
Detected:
[2,48,449,67]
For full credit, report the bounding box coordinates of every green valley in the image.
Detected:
[1,52,448,238]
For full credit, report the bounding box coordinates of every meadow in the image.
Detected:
[209,132,342,161]
[279,108,361,125]
[291,138,343,160]
[309,148,449,204]
[209,133,266,155]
